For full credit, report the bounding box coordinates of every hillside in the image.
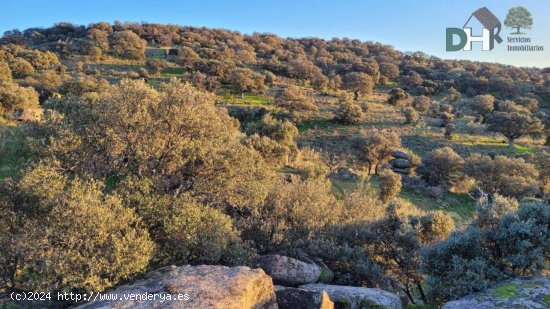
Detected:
[0,22,549,308]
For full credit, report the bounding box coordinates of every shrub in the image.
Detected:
[403,107,419,125]
[420,211,454,242]
[0,164,154,292]
[388,88,407,105]
[145,59,167,75]
[0,81,39,115]
[39,79,273,210]
[291,147,330,180]
[412,95,431,113]
[109,30,147,60]
[275,85,317,123]
[0,61,12,82]
[423,201,550,302]
[444,123,455,139]
[240,178,340,253]
[465,154,539,198]
[471,94,494,123]
[426,186,445,199]
[243,133,290,164]
[418,147,465,188]
[334,96,364,124]
[342,72,374,100]
[378,169,402,203]
[476,194,519,228]
[516,96,539,111]
[9,57,34,78]
[117,177,254,266]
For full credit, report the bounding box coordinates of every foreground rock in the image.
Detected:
[300,284,402,309]
[275,286,334,309]
[76,265,277,309]
[255,254,321,286]
[442,277,550,309]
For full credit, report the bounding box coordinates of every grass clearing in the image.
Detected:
[0,125,30,180]
[161,67,185,76]
[221,92,272,105]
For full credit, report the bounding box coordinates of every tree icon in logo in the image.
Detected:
[504,6,533,34]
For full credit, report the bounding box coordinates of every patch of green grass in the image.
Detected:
[221,92,272,106]
[543,294,550,306]
[513,144,534,154]
[0,125,30,180]
[492,284,519,299]
[399,187,476,222]
[491,282,544,299]
[297,119,333,132]
[104,175,123,193]
[161,67,185,76]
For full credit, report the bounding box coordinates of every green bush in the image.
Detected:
[423,201,550,302]
[0,164,154,292]
[379,169,402,203]
[418,147,464,188]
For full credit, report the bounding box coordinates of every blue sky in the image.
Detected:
[0,0,548,67]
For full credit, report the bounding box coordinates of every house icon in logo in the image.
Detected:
[446,7,503,51]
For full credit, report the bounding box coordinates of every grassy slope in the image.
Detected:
[4,48,548,224]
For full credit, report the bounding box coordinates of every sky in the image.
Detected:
[0,0,548,68]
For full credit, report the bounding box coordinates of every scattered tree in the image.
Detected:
[379,169,402,203]
[471,94,495,123]
[418,147,464,188]
[465,154,539,198]
[486,111,544,148]
[412,96,431,113]
[342,72,374,100]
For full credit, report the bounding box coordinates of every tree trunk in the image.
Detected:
[546,134,550,146]
[354,91,359,101]
[402,286,416,305]
[507,137,515,149]
[516,26,521,34]
[367,163,372,176]
[416,281,428,305]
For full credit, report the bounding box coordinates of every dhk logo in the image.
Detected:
[446,7,503,51]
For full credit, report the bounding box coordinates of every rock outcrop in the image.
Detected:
[329,167,358,181]
[300,284,402,309]
[275,286,334,309]
[388,152,412,175]
[75,265,277,309]
[255,254,321,286]
[442,277,550,309]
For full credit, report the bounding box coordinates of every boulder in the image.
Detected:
[330,167,358,181]
[391,151,409,160]
[255,254,321,286]
[442,277,550,309]
[275,286,334,309]
[75,265,277,309]
[388,158,411,169]
[300,284,402,309]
